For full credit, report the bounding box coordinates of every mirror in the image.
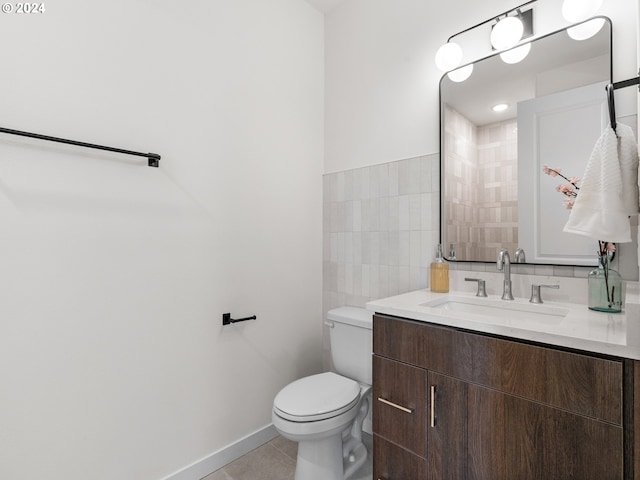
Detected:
[440,18,612,265]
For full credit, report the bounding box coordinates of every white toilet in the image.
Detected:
[272,306,373,480]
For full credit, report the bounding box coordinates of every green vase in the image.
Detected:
[588,256,622,313]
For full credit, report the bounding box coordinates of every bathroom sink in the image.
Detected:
[421,295,569,326]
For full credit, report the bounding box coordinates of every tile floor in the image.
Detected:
[202,433,373,480]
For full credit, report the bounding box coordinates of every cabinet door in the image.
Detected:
[467,383,624,480]
[428,372,467,479]
[374,434,427,480]
[373,355,426,457]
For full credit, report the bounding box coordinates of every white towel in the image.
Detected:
[564,123,640,243]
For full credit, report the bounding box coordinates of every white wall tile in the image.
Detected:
[398,195,410,230]
[369,197,380,232]
[388,266,399,296]
[361,231,371,264]
[337,232,345,263]
[345,232,353,264]
[352,200,362,232]
[378,163,390,197]
[344,169,354,201]
[344,201,354,232]
[388,231,400,266]
[369,164,380,198]
[410,231,421,267]
[361,264,371,297]
[379,232,389,266]
[329,233,338,262]
[388,161,399,196]
[399,231,410,266]
[421,193,432,230]
[389,196,399,231]
[369,264,380,299]
[352,232,362,264]
[398,266,410,292]
[420,156,432,193]
[409,194,421,231]
[379,197,390,231]
[398,159,410,195]
[408,157,422,194]
[336,171,345,202]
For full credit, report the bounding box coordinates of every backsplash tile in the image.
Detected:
[323,154,440,318]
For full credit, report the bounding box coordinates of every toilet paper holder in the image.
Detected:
[222,313,257,326]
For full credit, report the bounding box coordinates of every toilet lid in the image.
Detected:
[273,372,361,422]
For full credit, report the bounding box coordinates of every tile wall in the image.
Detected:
[321,154,600,367]
[323,155,440,315]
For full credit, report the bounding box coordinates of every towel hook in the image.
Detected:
[606,83,617,132]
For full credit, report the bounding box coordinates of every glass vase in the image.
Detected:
[588,256,622,313]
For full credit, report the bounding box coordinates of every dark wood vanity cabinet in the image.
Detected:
[372,313,640,479]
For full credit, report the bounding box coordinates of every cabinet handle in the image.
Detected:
[430,385,436,428]
[377,396,414,414]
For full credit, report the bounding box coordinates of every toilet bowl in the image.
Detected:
[272,307,373,480]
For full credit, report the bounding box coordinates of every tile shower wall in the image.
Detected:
[444,104,518,261]
[323,154,440,308]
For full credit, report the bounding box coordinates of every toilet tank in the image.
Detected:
[326,306,373,385]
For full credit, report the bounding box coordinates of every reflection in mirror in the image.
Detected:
[440,18,612,265]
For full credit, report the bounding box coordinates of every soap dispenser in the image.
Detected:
[430,244,449,293]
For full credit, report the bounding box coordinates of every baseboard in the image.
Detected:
[160,423,279,480]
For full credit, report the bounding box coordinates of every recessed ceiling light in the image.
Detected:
[492,103,509,112]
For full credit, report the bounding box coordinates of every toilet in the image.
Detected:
[272,306,373,480]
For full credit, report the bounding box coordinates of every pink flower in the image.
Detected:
[542,164,560,177]
[556,184,576,196]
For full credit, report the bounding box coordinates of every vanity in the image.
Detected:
[367,285,640,479]
[364,6,640,477]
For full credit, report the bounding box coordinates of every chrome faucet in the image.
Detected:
[515,248,526,263]
[497,249,514,300]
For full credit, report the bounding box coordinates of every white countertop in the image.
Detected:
[366,282,640,360]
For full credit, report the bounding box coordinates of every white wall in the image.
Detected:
[324,0,639,173]
[0,1,324,479]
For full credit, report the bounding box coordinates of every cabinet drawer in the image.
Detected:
[373,355,426,457]
[374,314,623,424]
[373,434,427,480]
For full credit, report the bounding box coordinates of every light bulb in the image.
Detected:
[562,0,603,22]
[447,64,473,82]
[500,43,531,64]
[567,18,605,40]
[490,16,524,50]
[435,42,463,72]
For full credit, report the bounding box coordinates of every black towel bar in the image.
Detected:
[0,126,161,167]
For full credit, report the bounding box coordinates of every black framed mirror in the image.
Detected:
[440,17,612,266]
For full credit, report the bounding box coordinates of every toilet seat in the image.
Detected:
[273,372,361,422]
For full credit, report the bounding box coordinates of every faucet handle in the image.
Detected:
[529,284,560,304]
[465,278,488,297]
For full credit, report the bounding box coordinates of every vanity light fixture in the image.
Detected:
[435,41,463,72]
[567,17,605,41]
[561,0,603,23]
[490,14,524,50]
[434,0,536,77]
[447,64,474,82]
[499,42,532,64]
